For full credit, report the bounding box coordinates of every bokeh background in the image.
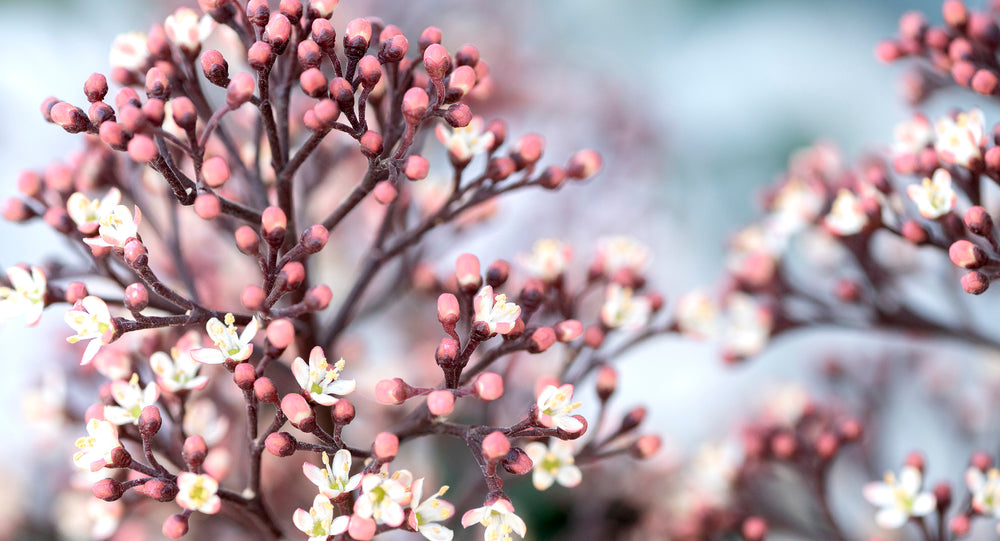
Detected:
[0,0,966,539]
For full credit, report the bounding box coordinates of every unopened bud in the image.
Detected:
[182,435,207,468]
[362,131,385,158]
[474,372,504,401]
[305,284,333,310]
[265,431,297,457]
[596,365,617,401]
[124,283,149,312]
[128,135,158,163]
[905,451,926,472]
[816,431,839,459]
[261,206,287,241]
[194,193,220,220]
[971,451,994,471]
[528,327,556,353]
[162,514,190,539]
[234,362,257,390]
[235,225,259,255]
[51,102,91,134]
[358,55,382,87]
[437,293,460,326]
[481,431,510,460]
[511,134,545,169]
[445,103,472,128]
[138,405,162,436]
[378,34,408,63]
[93,478,125,501]
[333,398,356,424]
[554,320,583,342]
[502,447,533,475]
[85,73,109,103]
[427,390,455,416]
[344,18,372,54]
[951,515,971,537]
[298,39,323,69]
[264,14,292,54]
[402,87,429,125]
[201,50,229,86]
[423,43,451,79]
[375,378,414,405]
[266,318,295,350]
[226,73,255,108]
[143,478,179,502]
[962,270,990,294]
[254,377,278,403]
[566,150,602,179]
[404,155,429,180]
[455,253,482,292]
[348,516,377,541]
[620,407,646,432]
[949,239,987,269]
[299,68,328,98]
[965,206,994,236]
[741,517,768,541]
[373,432,399,459]
[241,285,266,311]
[281,393,316,431]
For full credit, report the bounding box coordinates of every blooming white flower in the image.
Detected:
[292,346,356,406]
[435,116,494,163]
[599,283,651,331]
[760,383,810,427]
[164,7,215,54]
[894,113,934,155]
[721,292,772,359]
[353,470,413,527]
[176,472,222,514]
[473,286,521,336]
[82,205,142,249]
[519,238,572,282]
[73,419,122,472]
[824,189,868,236]
[183,398,229,446]
[935,108,986,168]
[906,169,957,219]
[104,373,160,425]
[66,188,122,233]
[863,466,936,529]
[0,265,46,326]
[674,290,718,340]
[302,449,362,499]
[594,236,651,276]
[407,478,455,541]
[293,494,349,541]
[65,295,114,365]
[536,383,584,433]
[966,467,1000,517]
[461,498,527,541]
[191,313,258,364]
[150,331,208,392]
[523,439,582,491]
[109,32,149,72]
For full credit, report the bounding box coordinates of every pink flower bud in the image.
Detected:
[348,516,376,541]
[312,99,340,130]
[305,284,333,310]
[311,18,336,49]
[770,431,796,459]
[436,337,459,365]
[51,102,90,133]
[309,0,338,19]
[741,517,768,541]
[951,515,970,537]
[88,101,115,125]
[962,270,990,294]
[934,482,952,510]
[267,319,295,350]
[44,207,74,234]
[265,431,297,457]
[436,293,460,327]
[333,398,356,424]
[481,431,510,460]
[875,40,903,62]
[234,362,257,390]
[511,134,545,169]
[248,41,274,71]
[501,447,533,475]
[344,17,372,53]
[194,193,220,220]
[99,121,127,150]
[16,171,42,198]
[584,326,605,349]
[124,283,149,312]
[529,327,556,353]
[427,390,455,416]
[280,261,305,290]
[375,378,413,405]
[235,225,260,255]
[264,14,292,53]
[119,104,147,133]
[401,87,429,125]
[456,44,479,67]
[474,372,504,401]
[816,431,839,459]
[254,377,278,403]
[965,206,994,236]
[949,240,987,269]
[241,285,266,311]
[447,65,476,97]
[423,43,451,79]
[566,149,602,179]
[299,68,328,98]
[596,365,617,401]
[143,479,179,502]
[399,156,429,181]
[549,320,581,343]
[972,451,994,471]
[445,103,472,128]
[297,224,327,254]
[247,0,270,26]
[182,435,207,467]
[943,0,969,28]
[279,0,302,22]
[487,157,516,181]
[201,49,229,85]
[419,26,442,51]
[226,72,255,108]
[124,240,148,267]
[115,87,141,110]
[953,59,976,87]
[298,40,322,70]
[373,432,399,458]
[378,34,408,63]
[162,514,190,539]
[455,253,482,292]
[127,135,158,163]
[65,282,89,304]
[201,156,230,188]
[93,478,125,501]
[145,67,170,99]
[970,12,1000,49]
[905,451,926,472]
[1,198,34,222]
[261,206,287,237]
[85,73,109,103]
[361,131,384,158]
[281,393,316,431]
[329,77,354,108]
[358,55,382,87]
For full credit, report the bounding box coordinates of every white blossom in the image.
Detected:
[293,494,349,541]
[906,169,956,219]
[291,346,356,406]
[461,499,526,541]
[0,265,46,326]
[435,116,494,163]
[176,472,222,514]
[150,331,208,392]
[935,108,986,168]
[65,296,114,365]
[408,478,455,541]
[536,383,584,433]
[473,286,521,336]
[191,313,258,364]
[73,419,122,472]
[523,439,582,491]
[863,466,936,529]
[302,449,361,499]
[104,373,160,426]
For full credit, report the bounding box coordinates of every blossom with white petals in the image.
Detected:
[408,478,455,541]
[906,169,957,219]
[519,238,572,282]
[594,236,651,276]
[176,472,222,514]
[150,331,208,392]
[353,470,413,527]
[302,449,362,499]
[66,188,121,233]
[0,265,46,326]
[524,439,582,491]
[191,313,258,364]
[103,373,160,425]
[674,290,718,340]
[935,108,986,168]
[73,419,122,472]
[109,32,149,72]
[824,189,868,236]
[894,113,934,155]
[435,116,494,163]
[291,346,356,406]
[183,398,229,446]
[82,205,142,249]
[461,498,526,541]
[721,292,772,359]
[164,7,215,54]
[966,467,1000,517]
[599,283,651,331]
[536,384,584,433]
[473,286,521,336]
[65,296,114,365]
[863,466,936,529]
[293,494,349,541]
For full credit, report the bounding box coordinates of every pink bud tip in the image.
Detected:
[300,224,328,253]
[741,517,768,541]
[194,193,221,220]
[361,130,384,158]
[375,378,411,405]
[254,377,279,403]
[163,514,190,539]
[93,478,124,501]
[596,365,617,400]
[501,447,533,475]
[951,515,970,536]
[419,26,442,51]
[949,239,987,269]
[584,326,605,349]
[264,431,297,457]
[234,362,257,390]
[348,516,376,541]
[65,282,89,304]
[529,327,556,353]
[423,43,451,79]
[566,149,602,179]
[943,0,969,28]
[481,431,510,460]
[280,261,305,290]
[226,73,256,108]
[973,69,999,95]
[124,240,148,267]
[201,156,230,188]
[631,434,661,459]
[280,393,315,431]
[235,225,260,255]
[875,40,903,62]
[1,198,32,222]
[373,432,399,458]
[345,18,372,49]
[404,155,429,180]
[266,318,295,349]
[85,73,109,103]
[333,398,356,424]
[816,432,839,459]
[261,206,287,235]
[455,253,482,291]
[299,67,328,98]
[401,87,429,124]
[474,372,504,401]
[127,135,158,163]
[436,337,459,363]
[445,103,472,128]
[905,451,926,472]
[447,65,476,97]
[427,390,455,416]
[182,435,207,467]
[512,134,545,167]
[437,293,460,325]
[124,283,149,312]
[241,285,266,311]
[971,451,994,471]
[247,41,273,71]
[305,284,333,310]
[358,55,382,87]
[962,270,990,294]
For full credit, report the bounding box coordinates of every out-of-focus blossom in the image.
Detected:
[523,439,582,490]
[184,398,229,446]
[594,236,651,276]
[935,108,985,168]
[906,169,956,219]
[164,7,215,54]
[461,498,526,541]
[863,466,936,529]
[894,113,934,155]
[303,449,362,499]
[473,286,521,335]
[55,491,123,541]
[435,116,494,163]
[291,346,356,406]
[536,383,584,432]
[0,265,46,325]
[721,292,772,359]
[66,188,121,233]
[823,189,867,236]
[192,313,258,364]
[600,283,651,330]
[293,494,349,541]
[519,238,572,282]
[109,32,149,72]
[65,296,114,365]
[103,373,159,425]
[966,467,1000,517]
[674,290,718,340]
[73,419,122,472]
[176,472,222,514]
[760,383,810,427]
[150,331,208,392]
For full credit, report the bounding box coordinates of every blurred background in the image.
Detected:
[0,0,966,539]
